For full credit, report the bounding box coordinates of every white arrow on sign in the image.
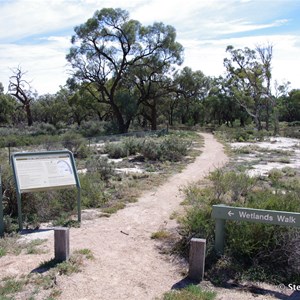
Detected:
[228,210,234,217]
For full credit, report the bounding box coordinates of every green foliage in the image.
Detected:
[208,169,256,202]
[78,120,106,137]
[52,214,80,228]
[32,122,57,135]
[73,248,95,260]
[151,230,171,240]
[80,173,108,208]
[67,8,183,133]
[104,142,127,159]
[61,132,87,157]
[141,139,162,160]
[160,136,189,161]
[162,285,216,300]
[0,236,47,257]
[85,157,115,182]
[122,137,142,155]
[140,136,189,161]
[217,126,270,142]
[101,202,126,214]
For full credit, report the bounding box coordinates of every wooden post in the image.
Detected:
[54,227,70,262]
[188,238,206,282]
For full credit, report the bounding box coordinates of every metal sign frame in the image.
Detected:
[11,150,81,231]
[212,204,300,255]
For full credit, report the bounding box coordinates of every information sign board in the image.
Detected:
[11,150,81,230]
[13,153,76,193]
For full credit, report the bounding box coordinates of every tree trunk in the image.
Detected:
[111,102,129,133]
[265,98,271,131]
[150,106,157,131]
[25,104,33,126]
[273,108,280,135]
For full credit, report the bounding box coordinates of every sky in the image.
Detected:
[0,0,299,95]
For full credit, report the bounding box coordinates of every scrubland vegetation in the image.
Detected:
[0,127,202,233]
[176,126,300,287]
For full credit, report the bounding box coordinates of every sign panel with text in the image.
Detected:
[13,153,76,193]
[11,150,81,230]
[212,205,300,227]
[212,204,300,255]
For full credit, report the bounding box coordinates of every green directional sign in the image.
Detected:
[212,204,300,255]
[212,205,300,227]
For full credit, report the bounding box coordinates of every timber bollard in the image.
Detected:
[54,227,70,262]
[188,238,206,282]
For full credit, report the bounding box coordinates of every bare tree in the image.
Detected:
[9,66,36,126]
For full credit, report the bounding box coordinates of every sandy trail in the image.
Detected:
[0,132,228,299]
[55,132,228,300]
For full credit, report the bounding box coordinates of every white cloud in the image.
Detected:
[0,36,71,94]
[0,0,299,94]
[181,34,300,87]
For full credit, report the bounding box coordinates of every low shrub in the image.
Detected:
[122,137,142,156]
[104,142,127,159]
[80,173,108,208]
[61,132,85,154]
[162,284,216,300]
[140,139,162,160]
[85,157,115,182]
[140,136,189,162]
[160,136,189,161]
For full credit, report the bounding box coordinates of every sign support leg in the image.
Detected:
[0,168,4,237]
[77,187,81,223]
[17,193,23,231]
[215,219,225,255]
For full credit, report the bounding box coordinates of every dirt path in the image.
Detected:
[54,132,228,300]
[0,132,228,299]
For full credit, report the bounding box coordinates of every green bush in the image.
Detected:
[140,136,189,162]
[86,156,115,182]
[80,173,108,208]
[160,136,189,161]
[140,139,162,160]
[104,142,127,159]
[122,137,142,156]
[61,132,86,157]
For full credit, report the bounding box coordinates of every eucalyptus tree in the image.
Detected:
[8,66,36,126]
[224,45,274,131]
[66,8,183,133]
[279,89,300,122]
[0,85,16,125]
[207,76,247,126]
[173,67,210,125]
[131,69,175,130]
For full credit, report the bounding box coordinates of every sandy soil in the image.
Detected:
[53,132,228,300]
[2,132,295,299]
